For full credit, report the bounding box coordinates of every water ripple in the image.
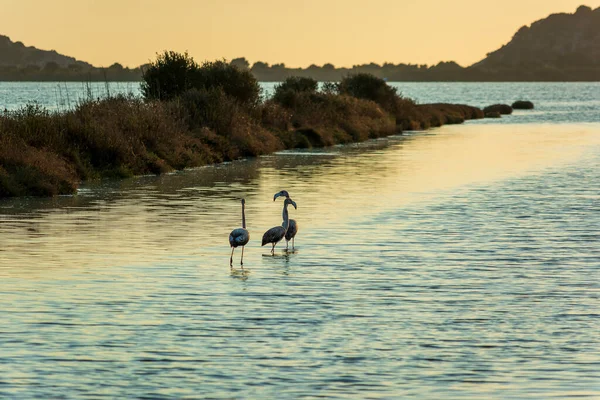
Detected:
[1,122,599,398]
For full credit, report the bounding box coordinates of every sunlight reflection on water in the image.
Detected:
[1,123,599,398]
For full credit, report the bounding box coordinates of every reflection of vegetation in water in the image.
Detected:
[0,52,482,198]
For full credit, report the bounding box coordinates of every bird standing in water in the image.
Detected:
[274,190,298,251]
[262,197,297,254]
[229,199,250,267]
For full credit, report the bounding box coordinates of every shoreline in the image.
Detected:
[0,99,483,198]
[1,71,485,198]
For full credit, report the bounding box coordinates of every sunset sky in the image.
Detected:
[1,0,599,68]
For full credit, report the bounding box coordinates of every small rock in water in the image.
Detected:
[483,104,513,115]
[512,100,534,110]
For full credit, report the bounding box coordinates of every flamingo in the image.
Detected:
[229,198,250,267]
[273,190,298,251]
[262,197,297,254]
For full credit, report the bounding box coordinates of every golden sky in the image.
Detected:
[1,0,599,68]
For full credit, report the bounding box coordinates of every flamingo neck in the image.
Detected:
[282,203,289,231]
[242,202,246,229]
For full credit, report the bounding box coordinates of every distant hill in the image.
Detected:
[214,5,600,82]
[1,5,599,82]
[471,5,600,77]
[246,5,600,81]
[0,35,92,68]
[0,35,142,81]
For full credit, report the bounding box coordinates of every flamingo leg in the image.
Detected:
[230,247,235,267]
[271,243,275,255]
[292,237,295,250]
[240,246,244,268]
[285,240,289,251]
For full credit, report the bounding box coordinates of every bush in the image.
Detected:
[485,111,502,118]
[273,76,319,107]
[176,87,241,134]
[141,51,199,101]
[395,103,484,131]
[260,101,292,132]
[64,95,208,175]
[266,91,396,147]
[483,104,513,115]
[173,88,281,158]
[193,60,261,107]
[275,76,318,95]
[337,73,399,113]
[142,54,261,107]
[0,95,214,196]
[0,141,79,197]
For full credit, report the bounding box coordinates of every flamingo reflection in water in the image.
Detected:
[262,197,297,255]
[228,198,250,268]
[273,190,298,251]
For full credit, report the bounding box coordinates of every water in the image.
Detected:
[0,81,141,112]
[394,82,600,125]
[2,81,599,125]
[1,83,599,398]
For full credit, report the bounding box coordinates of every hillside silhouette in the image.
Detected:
[0,5,598,82]
[471,5,600,80]
[0,35,141,81]
[0,34,92,68]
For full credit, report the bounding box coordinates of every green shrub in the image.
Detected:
[0,130,80,196]
[0,94,214,196]
[273,76,319,107]
[173,88,281,158]
[193,60,261,107]
[267,90,396,147]
[337,73,399,113]
[176,87,240,134]
[142,54,260,106]
[273,76,318,97]
[141,51,199,101]
[260,101,292,132]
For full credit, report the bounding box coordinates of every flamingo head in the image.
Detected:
[273,190,290,201]
[284,198,297,209]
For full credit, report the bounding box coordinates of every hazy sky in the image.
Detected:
[2,0,599,68]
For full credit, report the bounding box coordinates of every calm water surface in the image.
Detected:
[1,83,599,398]
[2,81,599,125]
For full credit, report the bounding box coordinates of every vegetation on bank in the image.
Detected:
[0,52,484,198]
[483,104,513,115]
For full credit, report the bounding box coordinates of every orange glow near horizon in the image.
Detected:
[1,0,599,68]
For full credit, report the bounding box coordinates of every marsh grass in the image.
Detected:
[0,96,208,196]
[0,68,484,197]
[269,90,397,147]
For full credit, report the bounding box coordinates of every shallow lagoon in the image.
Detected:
[1,83,599,398]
